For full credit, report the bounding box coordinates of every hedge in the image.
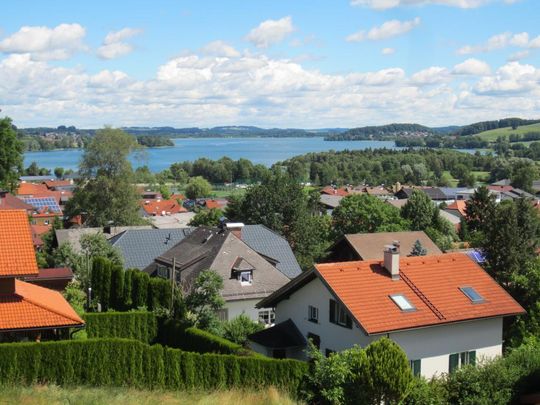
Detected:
[83,312,157,344]
[0,339,308,393]
[157,319,243,354]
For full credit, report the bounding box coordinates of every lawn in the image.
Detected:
[476,123,540,142]
[0,386,300,405]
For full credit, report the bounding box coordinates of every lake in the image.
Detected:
[24,137,399,172]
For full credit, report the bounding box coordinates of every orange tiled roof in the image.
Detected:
[170,193,185,200]
[488,185,514,192]
[16,183,49,196]
[141,199,187,216]
[315,253,524,334]
[205,199,227,209]
[0,210,39,277]
[446,200,467,217]
[0,279,83,331]
[321,186,350,197]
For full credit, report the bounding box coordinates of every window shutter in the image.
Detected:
[449,353,459,373]
[468,350,476,366]
[329,300,336,323]
[345,314,352,329]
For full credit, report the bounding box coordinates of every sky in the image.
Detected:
[1,0,540,128]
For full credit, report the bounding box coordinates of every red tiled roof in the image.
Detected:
[0,192,33,211]
[170,193,185,200]
[0,279,83,331]
[488,185,514,192]
[446,200,467,217]
[33,267,74,280]
[0,210,39,277]
[44,180,72,189]
[141,199,188,216]
[16,183,49,196]
[205,199,227,209]
[321,186,350,197]
[31,224,51,236]
[315,253,524,334]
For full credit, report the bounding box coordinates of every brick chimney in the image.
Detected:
[226,222,245,239]
[384,241,400,280]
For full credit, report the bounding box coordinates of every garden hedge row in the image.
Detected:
[83,311,157,344]
[0,339,308,393]
[157,319,242,354]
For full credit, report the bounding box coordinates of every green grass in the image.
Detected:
[475,123,540,141]
[471,171,489,182]
[0,386,300,405]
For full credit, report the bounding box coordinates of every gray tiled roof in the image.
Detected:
[109,224,302,278]
[109,228,194,270]
[242,225,302,279]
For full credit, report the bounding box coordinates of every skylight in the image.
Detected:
[390,294,416,311]
[460,287,484,303]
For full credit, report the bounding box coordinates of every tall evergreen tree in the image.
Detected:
[465,186,497,233]
[0,117,23,192]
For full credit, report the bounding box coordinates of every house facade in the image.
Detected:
[250,248,524,378]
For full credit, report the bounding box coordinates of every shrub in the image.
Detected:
[0,339,307,394]
[157,319,243,355]
[222,314,265,346]
[109,265,124,310]
[83,312,158,344]
[131,271,149,309]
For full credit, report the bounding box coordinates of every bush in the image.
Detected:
[222,314,265,346]
[0,339,307,394]
[157,319,243,354]
[83,312,158,344]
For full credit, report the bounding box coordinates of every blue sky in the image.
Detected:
[1,0,539,128]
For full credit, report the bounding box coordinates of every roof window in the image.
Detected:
[460,287,484,303]
[390,294,416,311]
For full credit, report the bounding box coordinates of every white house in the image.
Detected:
[249,245,524,378]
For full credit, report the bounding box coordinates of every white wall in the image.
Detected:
[268,277,504,378]
[225,298,273,323]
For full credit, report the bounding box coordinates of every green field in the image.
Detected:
[476,123,540,141]
[0,386,299,405]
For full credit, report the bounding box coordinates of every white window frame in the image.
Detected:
[239,270,253,285]
[337,305,348,326]
[258,309,275,326]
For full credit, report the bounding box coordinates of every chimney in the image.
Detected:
[226,222,245,239]
[384,241,400,280]
[0,190,6,206]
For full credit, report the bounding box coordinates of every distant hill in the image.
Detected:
[122,126,348,138]
[325,123,435,141]
[454,118,540,137]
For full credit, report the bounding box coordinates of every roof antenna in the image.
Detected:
[164,233,171,245]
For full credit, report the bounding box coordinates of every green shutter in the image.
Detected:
[413,360,421,376]
[449,353,459,373]
[468,350,476,366]
[329,300,336,323]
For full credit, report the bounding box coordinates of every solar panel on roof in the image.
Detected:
[23,197,62,213]
[467,250,486,264]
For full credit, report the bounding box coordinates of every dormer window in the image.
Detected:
[232,257,254,285]
[460,287,484,303]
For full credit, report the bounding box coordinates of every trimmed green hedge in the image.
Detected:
[157,319,242,354]
[0,339,307,393]
[83,312,157,344]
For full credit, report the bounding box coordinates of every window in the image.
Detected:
[307,333,321,349]
[308,305,319,323]
[449,351,476,373]
[460,287,484,303]
[329,299,352,329]
[410,359,421,377]
[389,294,416,311]
[258,309,275,326]
[216,308,229,322]
[238,270,253,285]
[157,265,169,279]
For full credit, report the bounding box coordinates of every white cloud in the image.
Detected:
[350,0,511,9]
[458,31,540,55]
[97,27,142,59]
[200,40,240,57]
[382,47,396,55]
[508,49,530,61]
[245,16,295,48]
[347,17,420,42]
[2,46,540,129]
[453,58,491,75]
[0,23,86,60]
[410,66,449,85]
